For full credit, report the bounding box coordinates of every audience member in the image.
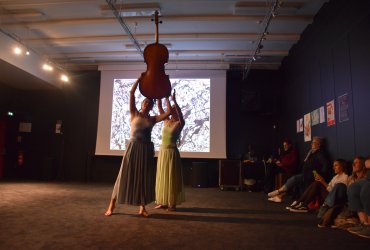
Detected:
[267,136,331,203]
[288,159,348,213]
[317,156,367,227]
[264,138,298,193]
[346,157,370,238]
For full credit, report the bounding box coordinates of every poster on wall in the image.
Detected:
[338,93,349,122]
[319,106,325,123]
[297,118,303,133]
[311,108,320,126]
[296,119,300,133]
[326,100,336,127]
[304,113,311,142]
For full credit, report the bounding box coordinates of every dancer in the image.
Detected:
[155,90,185,211]
[104,77,171,217]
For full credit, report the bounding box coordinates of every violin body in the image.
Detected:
[139,10,171,99]
[140,43,171,99]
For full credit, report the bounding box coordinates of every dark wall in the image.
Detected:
[227,70,282,160]
[0,71,100,181]
[280,0,370,160]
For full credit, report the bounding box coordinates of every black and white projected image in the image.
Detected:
[110,78,210,152]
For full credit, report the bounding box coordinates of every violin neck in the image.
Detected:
[154,10,159,44]
[155,22,159,43]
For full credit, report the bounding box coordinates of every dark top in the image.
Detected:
[301,148,331,187]
[278,147,298,174]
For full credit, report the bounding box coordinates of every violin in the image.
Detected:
[139,10,171,99]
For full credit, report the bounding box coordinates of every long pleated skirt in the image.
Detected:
[111,140,155,205]
[155,144,185,206]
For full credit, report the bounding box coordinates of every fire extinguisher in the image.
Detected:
[17,151,24,167]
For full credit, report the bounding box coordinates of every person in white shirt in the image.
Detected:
[289,159,348,213]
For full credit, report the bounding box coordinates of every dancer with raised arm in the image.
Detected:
[104,77,171,217]
[155,90,186,211]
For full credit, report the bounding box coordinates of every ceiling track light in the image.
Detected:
[243,0,281,79]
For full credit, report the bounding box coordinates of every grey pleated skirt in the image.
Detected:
[111,139,155,205]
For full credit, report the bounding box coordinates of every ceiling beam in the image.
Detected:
[22,33,300,45]
[47,49,289,58]
[1,15,314,28]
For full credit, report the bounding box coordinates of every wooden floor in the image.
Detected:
[0,181,368,249]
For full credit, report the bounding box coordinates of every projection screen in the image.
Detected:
[95,69,226,159]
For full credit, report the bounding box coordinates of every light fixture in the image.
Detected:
[43,63,53,71]
[60,74,69,83]
[243,0,281,79]
[14,47,22,55]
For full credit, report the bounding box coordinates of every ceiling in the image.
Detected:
[0,0,328,89]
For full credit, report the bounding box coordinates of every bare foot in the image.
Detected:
[104,199,116,216]
[155,204,168,209]
[139,206,149,217]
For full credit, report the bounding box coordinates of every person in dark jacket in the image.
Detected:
[264,138,298,193]
[268,136,331,203]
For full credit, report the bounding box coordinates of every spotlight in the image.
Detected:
[43,64,53,71]
[14,47,22,55]
[26,50,30,55]
[61,74,69,82]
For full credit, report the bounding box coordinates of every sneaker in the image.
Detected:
[317,223,329,228]
[356,225,370,239]
[286,201,301,210]
[268,196,282,203]
[289,205,308,213]
[268,190,280,197]
[347,223,365,234]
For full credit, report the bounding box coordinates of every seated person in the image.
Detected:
[264,138,298,193]
[242,145,261,179]
[346,157,370,239]
[288,159,348,213]
[267,136,331,203]
[317,156,367,228]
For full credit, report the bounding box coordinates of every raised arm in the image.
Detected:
[172,90,185,127]
[153,97,171,123]
[157,98,165,115]
[129,78,140,116]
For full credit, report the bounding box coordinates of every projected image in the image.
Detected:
[110,78,210,152]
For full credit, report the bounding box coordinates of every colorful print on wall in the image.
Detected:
[319,106,325,123]
[311,108,320,126]
[304,113,311,142]
[338,93,349,123]
[326,100,335,127]
[297,118,303,133]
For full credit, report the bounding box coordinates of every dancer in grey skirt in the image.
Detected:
[105,77,171,217]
